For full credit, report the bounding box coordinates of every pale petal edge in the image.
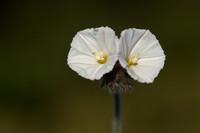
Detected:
[130,55,165,83]
[67,51,118,80]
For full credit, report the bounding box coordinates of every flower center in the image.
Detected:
[92,51,107,64]
[126,53,139,67]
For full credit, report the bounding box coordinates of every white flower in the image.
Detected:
[118,28,165,83]
[67,27,118,80]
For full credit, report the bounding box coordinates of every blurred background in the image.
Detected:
[1,0,200,133]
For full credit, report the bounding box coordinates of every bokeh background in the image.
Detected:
[1,0,200,133]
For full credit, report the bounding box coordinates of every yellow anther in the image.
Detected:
[126,53,139,67]
[92,51,107,64]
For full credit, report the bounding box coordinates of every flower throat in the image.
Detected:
[92,51,107,64]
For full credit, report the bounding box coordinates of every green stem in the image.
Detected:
[112,92,122,133]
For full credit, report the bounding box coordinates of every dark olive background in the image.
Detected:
[1,0,200,133]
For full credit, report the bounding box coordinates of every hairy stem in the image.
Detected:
[112,92,122,133]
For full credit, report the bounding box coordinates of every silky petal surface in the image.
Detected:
[119,28,146,58]
[67,27,118,80]
[119,28,165,83]
[126,56,165,83]
[95,26,119,56]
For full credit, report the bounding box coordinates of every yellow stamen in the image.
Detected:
[126,53,139,67]
[92,51,107,64]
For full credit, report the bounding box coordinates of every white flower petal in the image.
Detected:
[68,48,117,80]
[90,56,117,80]
[95,26,118,56]
[118,55,128,68]
[127,55,165,83]
[119,28,146,58]
[67,27,118,80]
[126,67,153,83]
[129,30,164,58]
[71,29,101,54]
[119,28,165,83]
[68,48,97,65]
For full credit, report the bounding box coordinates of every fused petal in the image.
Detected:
[67,27,118,80]
[95,26,119,56]
[119,28,146,59]
[126,55,165,83]
[119,28,165,83]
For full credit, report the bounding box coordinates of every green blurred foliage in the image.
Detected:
[0,0,200,133]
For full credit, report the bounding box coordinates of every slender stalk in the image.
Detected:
[112,92,122,133]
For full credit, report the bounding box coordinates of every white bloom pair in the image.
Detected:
[67,27,165,83]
